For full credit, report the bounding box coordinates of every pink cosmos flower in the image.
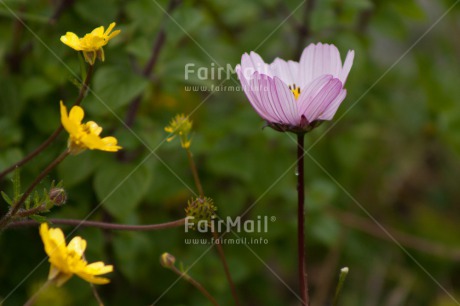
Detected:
[235,43,354,133]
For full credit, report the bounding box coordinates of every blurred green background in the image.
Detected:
[1,0,460,305]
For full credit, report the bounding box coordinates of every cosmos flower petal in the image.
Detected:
[250,73,283,123]
[272,76,299,125]
[319,89,347,120]
[236,66,274,122]
[299,43,343,85]
[269,58,300,88]
[236,42,353,131]
[302,78,342,122]
[297,75,334,115]
[339,50,355,84]
[240,51,272,80]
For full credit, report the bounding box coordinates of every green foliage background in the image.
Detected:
[1,0,460,305]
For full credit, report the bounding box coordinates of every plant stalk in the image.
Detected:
[297,133,309,305]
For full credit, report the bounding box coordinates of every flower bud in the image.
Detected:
[185,197,217,230]
[160,253,176,268]
[49,188,67,206]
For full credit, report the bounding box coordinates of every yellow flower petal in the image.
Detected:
[60,101,80,136]
[90,25,104,36]
[67,236,87,257]
[68,105,84,124]
[39,224,113,286]
[61,22,120,65]
[59,101,122,154]
[104,22,116,36]
[60,32,83,51]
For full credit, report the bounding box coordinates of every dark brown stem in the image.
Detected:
[186,148,204,198]
[48,0,75,25]
[15,204,46,218]
[297,133,308,305]
[169,265,219,306]
[295,0,315,59]
[123,0,181,128]
[0,151,70,230]
[0,64,94,181]
[8,218,186,231]
[212,231,241,306]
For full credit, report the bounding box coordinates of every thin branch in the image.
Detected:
[169,265,220,306]
[331,208,460,261]
[212,231,241,306]
[0,64,94,181]
[123,0,182,128]
[48,0,75,25]
[0,150,70,229]
[8,218,186,231]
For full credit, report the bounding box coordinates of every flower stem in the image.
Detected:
[169,265,219,306]
[0,150,70,230]
[212,230,241,306]
[8,218,186,231]
[23,279,52,306]
[185,147,204,198]
[0,64,94,181]
[184,147,240,305]
[297,133,309,305]
[90,283,105,306]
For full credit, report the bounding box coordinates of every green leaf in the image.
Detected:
[74,0,118,24]
[29,215,47,223]
[93,161,152,220]
[13,167,20,202]
[1,191,13,206]
[57,151,97,187]
[85,66,149,115]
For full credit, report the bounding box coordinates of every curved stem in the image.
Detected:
[184,146,239,304]
[0,150,69,230]
[169,265,219,306]
[8,218,186,231]
[297,133,309,305]
[212,231,241,306]
[23,279,52,306]
[0,64,94,181]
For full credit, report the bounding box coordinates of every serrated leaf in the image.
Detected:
[1,191,13,206]
[33,190,40,207]
[93,162,152,220]
[13,167,20,201]
[29,215,47,223]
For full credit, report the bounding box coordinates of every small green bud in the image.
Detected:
[185,197,217,230]
[160,253,176,268]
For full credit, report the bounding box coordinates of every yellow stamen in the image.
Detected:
[289,84,301,100]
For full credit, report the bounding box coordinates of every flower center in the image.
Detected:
[288,84,301,100]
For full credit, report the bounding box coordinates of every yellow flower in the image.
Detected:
[39,223,113,286]
[60,22,120,65]
[60,101,122,155]
[164,114,193,149]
